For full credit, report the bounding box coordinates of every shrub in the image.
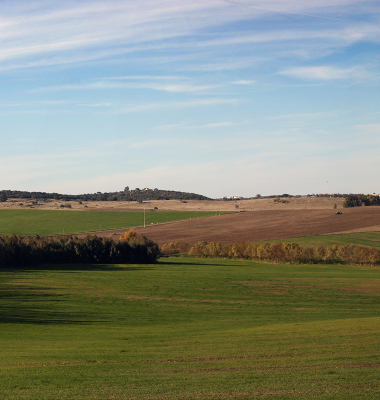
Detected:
[161,241,190,255]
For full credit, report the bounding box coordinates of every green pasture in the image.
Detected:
[260,232,380,249]
[1,257,380,399]
[0,209,224,236]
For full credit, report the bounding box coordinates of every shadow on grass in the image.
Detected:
[6,263,155,272]
[158,261,231,267]
[0,309,95,325]
[0,263,156,325]
[0,287,97,325]
[158,258,243,267]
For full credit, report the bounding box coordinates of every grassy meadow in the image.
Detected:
[1,257,380,399]
[0,209,223,236]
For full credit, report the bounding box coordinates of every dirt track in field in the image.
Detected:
[90,207,380,245]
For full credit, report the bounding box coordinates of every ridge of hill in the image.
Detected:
[0,189,211,202]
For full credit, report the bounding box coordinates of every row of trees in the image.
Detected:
[161,240,380,265]
[343,194,380,208]
[0,233,160,269]
[0,189,211,202]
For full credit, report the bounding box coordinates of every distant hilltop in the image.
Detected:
[0,188,211,202]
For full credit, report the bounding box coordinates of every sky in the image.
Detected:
[1,0,379,198]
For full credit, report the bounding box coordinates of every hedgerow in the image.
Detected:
[0,232,160,268]
[161,240,380,266]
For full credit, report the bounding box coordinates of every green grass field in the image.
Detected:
[1,257,380,399]
[0,209,225,236]
[260,232,380,249]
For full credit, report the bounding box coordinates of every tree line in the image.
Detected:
[0,189,211,202]
[0,233,160,269]
[161,240,380,266]
[343,194,380,208]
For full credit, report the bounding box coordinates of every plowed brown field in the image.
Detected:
[101,206,380,245]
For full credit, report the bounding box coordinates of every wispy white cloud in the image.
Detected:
[186,24,380,51]
[231,80,255,85]
[197,121,238,128]
[279,65,370,80]
[178,59,261,71]
[0,0,378,71]
[152,121,244,132]
[0,100,71,108]
[31,79,220,94]
[0,97,241,116]
[152,123,187,132]
[110,98,241,113]
[105,75,189,81]
[77,103,113,108]
[269,111,341,120]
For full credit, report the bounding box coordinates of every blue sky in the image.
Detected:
[1,0,379,198]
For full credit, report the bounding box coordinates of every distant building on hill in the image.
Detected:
[223,196,244,200]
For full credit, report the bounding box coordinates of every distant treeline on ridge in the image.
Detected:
[0,188,211,202]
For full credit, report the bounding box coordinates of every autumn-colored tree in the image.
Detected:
[188,241,209,257]
[256,243,271,260]
[269,243,285,262]
[160,241,190,255]
[244,243,259,259]
[120,229,137,242]
[230,242,247,258]
[300,246,314,263]
[205,242,223,258]
[323,244,339,263]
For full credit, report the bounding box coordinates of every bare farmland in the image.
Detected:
[92,207,380,245]
[3,197,380,244]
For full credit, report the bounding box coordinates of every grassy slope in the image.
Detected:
[0,209,224,236]
[259,232,380,249]
[1,258,380,399]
